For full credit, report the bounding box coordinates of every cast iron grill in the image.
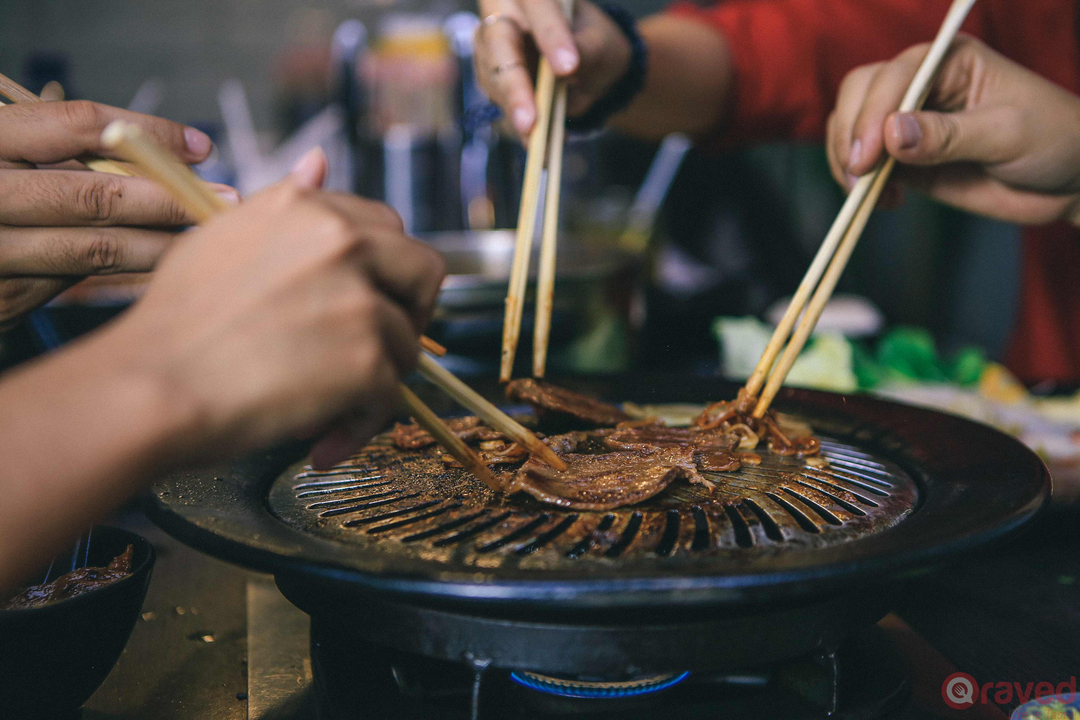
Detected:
[267,426,918,573]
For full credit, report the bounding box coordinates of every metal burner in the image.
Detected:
[267,430,918,573]
[509,671,691,698]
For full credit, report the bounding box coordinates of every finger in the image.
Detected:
[309,364,400,469]
[826,112,853,190]
[0,101,212,166]
[0,170,200,227]
[0,276,78,329]
[849,45,928,176]
[317,194,446,328]
[896,164,1072,225]
[476,12,538,136]
[883,107,1025,167]
[290,146,329,189]
[0,226,175,275]
[830,63,880,182]
[521,0,579,76]
[373,290,422,374]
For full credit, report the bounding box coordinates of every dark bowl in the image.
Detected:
[0,525,155,719]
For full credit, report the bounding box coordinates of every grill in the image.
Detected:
[147,376,1048,677]
[268,432,918,571]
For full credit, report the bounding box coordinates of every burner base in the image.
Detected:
[309,622,909,719]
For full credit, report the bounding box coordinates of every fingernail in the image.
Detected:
[846,173,859,190]
[513,107,534,135]
[184,127,212,157]
[216,188,240,206]
[848,139,863,172]
[290,146,328,189]
[896,113,922,150]
[553,47,579,74]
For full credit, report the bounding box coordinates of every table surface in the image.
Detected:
[77,497,1080,719]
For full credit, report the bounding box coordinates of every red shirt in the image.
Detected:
[669,0,1080,383]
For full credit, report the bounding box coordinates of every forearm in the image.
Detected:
[0,323,198,592]
[609,15,735,141]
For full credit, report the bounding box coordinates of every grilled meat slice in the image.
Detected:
[602,423,739,452]
[509,446,704,510]
[505,379,630,428]
[390,416,503,450]
[441,432,586,469]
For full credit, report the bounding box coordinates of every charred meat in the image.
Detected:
[508,446,706,510]
[1,545,134,610]
[390,416,504,450]
[389,382,823,511]
[505,379,630,428]
[695,389,822,459]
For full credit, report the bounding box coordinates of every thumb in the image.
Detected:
[290,146,329,189]
[884,108,1020,167]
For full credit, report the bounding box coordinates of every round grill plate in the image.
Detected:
[267,421,918,574]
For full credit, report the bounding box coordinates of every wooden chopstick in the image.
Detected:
[398,386,501,491]
[101,121,227,221]
[419,335,447,357]
[416,353,568,471]
[0,71,137,177]
[500,59,558,382]
[101,120,561,476]
[748,0,978,417]
[532,0,574,379]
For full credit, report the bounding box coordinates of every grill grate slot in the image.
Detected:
[605,513,643,558]
[402,510,490,543]
[691,507,710,551]
[362,504,462,533]
[782,488,843,526]
[297,463,382,477]
[344,499,446,526]
[566,514,616,559]
[724,506,754,548]
[766,492,821,534]
[318,492,421,518]
[653,510,681,557]
[476,515,551,554]
[793,481,867,517]
[308,489,402,510]
[821,458,894,484]
[803,474,880,507]
[295,474,384,489]
[812,469,890,496]
[297,479,393,498]
[433,512,514,547]
[515,515,579,555]
[743,499,784,542]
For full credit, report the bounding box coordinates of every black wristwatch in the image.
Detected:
[566,3,649,133]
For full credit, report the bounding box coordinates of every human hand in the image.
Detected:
[827,35,1080,225]
[474,0,632,138]
[0,100,236,326]
[104,150,445,469]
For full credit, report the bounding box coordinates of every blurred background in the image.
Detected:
[0,0,1021,379]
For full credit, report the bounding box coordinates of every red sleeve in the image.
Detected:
[666,0,989,144]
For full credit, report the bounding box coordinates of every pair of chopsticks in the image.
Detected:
[743,0,977,418]
[92,120,566,484]
[0,71,138,178]
[500,0,574,382]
